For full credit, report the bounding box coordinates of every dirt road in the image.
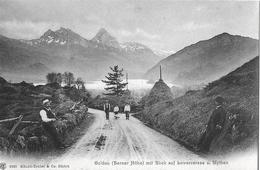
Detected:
[55,108,204,169]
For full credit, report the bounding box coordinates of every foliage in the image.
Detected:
[63,72,75,87]
[75,77,85,90]
[46,72,62,85]
[102,65,128,96]
[0,76,90,154]
[46,72,86,91]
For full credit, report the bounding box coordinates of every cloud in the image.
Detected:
[118,28,160,40]
[0,20,60,39]
[175,21,218,32]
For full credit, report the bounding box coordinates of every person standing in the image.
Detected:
[198,96,227,152]
[124,103,131,120]
[39,99,64,149]
[113,105,120,119]
[103,100,111,120]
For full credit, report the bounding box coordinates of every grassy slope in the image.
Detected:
[139,56,259,154]
[0,79,91,153]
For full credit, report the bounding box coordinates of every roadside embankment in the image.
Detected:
[0,77,93,155]
[136,57,259,155]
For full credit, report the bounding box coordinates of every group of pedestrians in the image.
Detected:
[103,100,131,120]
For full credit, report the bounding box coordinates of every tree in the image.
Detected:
[102,65,128,96]
[75,77,85,90]
[46,72,64,85]
[56,73,63,85]
[63,72,75,87]
[46,72,58,84]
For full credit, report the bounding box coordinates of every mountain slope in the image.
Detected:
[0,28,163,82]
[144,33,258,86]
[29,27,91,48]
[0,34,57,82]
[139,56,259,154]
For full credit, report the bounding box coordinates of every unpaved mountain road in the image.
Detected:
[55,108,205,169]
[1,108,256,170]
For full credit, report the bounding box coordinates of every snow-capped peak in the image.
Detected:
[120,42,150,52]
[27,27,88,46]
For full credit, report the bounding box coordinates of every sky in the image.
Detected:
[0,0,259,52]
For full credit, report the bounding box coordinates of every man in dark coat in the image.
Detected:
[103,100,111,120]
[198,96,227,152]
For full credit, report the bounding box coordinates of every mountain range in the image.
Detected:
[144,33,258,86]
[0,27,163,82]
[0,29,258,86]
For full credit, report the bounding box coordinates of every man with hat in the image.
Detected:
[198,96,227,152]
[40,99,64,149]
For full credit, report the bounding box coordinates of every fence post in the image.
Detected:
[8,115,23,137]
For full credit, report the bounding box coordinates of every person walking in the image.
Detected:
[124,103,131,120]
[198,96,227,153]
[103,100,111,120]
[39,99,64,149]
[113,105,120,119]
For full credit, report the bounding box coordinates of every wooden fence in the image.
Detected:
[0,115,40,136]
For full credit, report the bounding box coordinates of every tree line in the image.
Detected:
[46,72,85,90]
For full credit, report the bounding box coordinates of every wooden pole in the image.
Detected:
[159,65,162,80]
[8,115,23,136]
[126,72,128,90]
[0,116,21,123]
[0,116,40,124]
[20,121,40,124]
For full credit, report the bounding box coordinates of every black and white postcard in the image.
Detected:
[0,0,259,170]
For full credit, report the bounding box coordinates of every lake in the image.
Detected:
[84,79,175,90]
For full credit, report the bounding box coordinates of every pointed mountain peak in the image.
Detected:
[93,28,113,40]
[42,29,54,37]
[92,28,120,48]
[219,32,231,36]
[211,32,234,41]
[55,27,77,36]
[36,27,87,46]
[97,28,109,35]
[208,32,237,45]
[59,27,68,31]
[55,27,69,33]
